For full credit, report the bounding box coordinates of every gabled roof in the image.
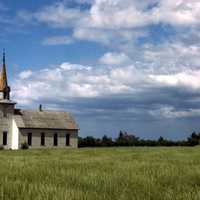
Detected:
[0,99,16,104]
[14,109,79,130]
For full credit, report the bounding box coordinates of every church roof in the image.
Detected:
[0,99,16,104]
[14,109,79,130]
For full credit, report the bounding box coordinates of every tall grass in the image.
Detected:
[0,147,200,199]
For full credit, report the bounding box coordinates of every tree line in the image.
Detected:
[78,131,200,147]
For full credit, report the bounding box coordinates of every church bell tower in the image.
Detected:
[0,49,10,100]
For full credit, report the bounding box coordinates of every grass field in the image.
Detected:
[0,147,200,200]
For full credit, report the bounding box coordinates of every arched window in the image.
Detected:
[41,133,45,146]
[53,133,58,146]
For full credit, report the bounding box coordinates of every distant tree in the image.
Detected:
[78,136,98,147]
[187,132,200,146]
[118,131,124,140]
[158,136,164,145]
[95,138,102,147]
[116,131,139,146]
[101,135,114,147]
[79,131,200,147]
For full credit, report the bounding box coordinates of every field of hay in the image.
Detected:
[0,147,200,200]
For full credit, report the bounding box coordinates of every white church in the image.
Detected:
[0,51,79,149]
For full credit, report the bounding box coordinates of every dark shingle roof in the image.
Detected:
[14,109,79,130]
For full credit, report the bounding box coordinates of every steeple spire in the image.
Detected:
[0,49,10,100]
[0,49,8,91]
[3,48,5,65]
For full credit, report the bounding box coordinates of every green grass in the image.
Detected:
[0,147,200,200]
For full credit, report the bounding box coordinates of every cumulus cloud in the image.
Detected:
[15,0,200,62]
[15,1,200,56]
[149,70,200,90]
[11,61,200,121]
[138,41,200,75]
[13,63,142,104]
[158,0,200,26]
[19,1,200,29]
[149,106,200,119]
[99,52,131,65]
[73,27,145,46]
[34,3,87,28]
[84,0,155,29]
[19,70,33,79]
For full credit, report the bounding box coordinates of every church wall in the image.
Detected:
[11,119,19,150]
[0,104,15,149]
[19,128,78,149]
[0,119,10,149]
[0,104,15,117]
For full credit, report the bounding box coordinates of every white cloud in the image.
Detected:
[60,62,92,71]
[158,0,200,26]
[12,62,148,105]
[12,59,200,105]
[99,52,131,65]
[21,0,200,29]
[149,70,200,90]
[19,70,33,79]
[84,0,155,29]
[149,106,200,119]
[16,0,200,52]
[34,3,87,28]
[42,36,73,45]
[73,27,146,47]
[73,28,112,44]
[140,42,200,74]
[10,58,200,123]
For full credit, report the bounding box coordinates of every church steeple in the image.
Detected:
[0,49,8,91]
[0,49,10,100]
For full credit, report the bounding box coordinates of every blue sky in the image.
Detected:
[1,0,200,139]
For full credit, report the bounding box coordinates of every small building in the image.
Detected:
[0,51,79,149]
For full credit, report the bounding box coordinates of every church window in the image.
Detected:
[28,133,32,146]
[3,107,7,117]
[66,134,70,146]
[3,131,7,145]
[41,133,45,146]
[54,133,58,146]
[3,111,7,117]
